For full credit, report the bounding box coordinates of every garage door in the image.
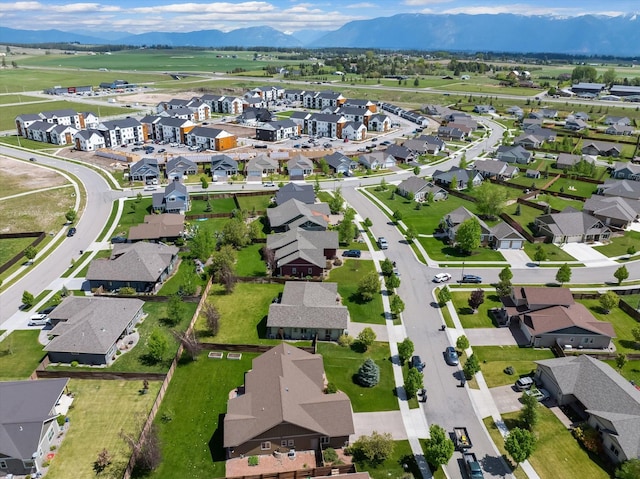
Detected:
[499,240,523,249]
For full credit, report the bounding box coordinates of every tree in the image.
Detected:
[456,335,470,351]
[65,209,77,223]
[172,329,201,361]
[504,427,536,468]
[166,294,186,326]
[475,183,508,219]
[136,191,143,202]
[22,290,34,308]
[632,326,640,347]
[458,154,469,170]
[358,272,380,301]
[392,210,403,223]
[404,367,423,398]
[455,217,481,254]
[380,258,394,276]
[627,245,636,256]
[121,424,162,473]
[614,265,629,285]
[413,165,420,175]
[357,327,377,351]
[222,218,249,248]
[426,191,435,204]
[147,329,168,364]
[533,245,547,264]
[615,353,628,372]
[93,448,112,474]
[200,176,209,189]
[423,424,455,470]
[499,266,513,283]
[350,431,394,465]
[413,77,419,87]
[437,286,451,306]
[328,187,344,214]
[616,458,640,479]
[519,391,539,430]
[463,353,480,379]
[555,263,572,285]
[397,338,414,365]
[24,245,37,262]
[468,289,485,313]
[496,280,512,298]
[338,208,356,244]
[406,226,417,243]
[363,217,373,228]
[384,273,400,290]
[356,358,380,387]
[314,174,321,194]
[390,294,405,317]
[602,67,617,85]
[202,302,220,336]
[190,227,215,260]
[209,244,237,286]
[599,291,619,313]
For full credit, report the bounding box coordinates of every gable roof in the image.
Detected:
[275,183,315,206]
[128,214,185,241]
[246,154,278,172]
[536,208,611,237]
[166,156,197,173]
[473,159,518,176]
[130,157,159,175]
[397,176,430,195]
[86,242,178,283]
[267,229,338,268]
[267,199,330,230]
[324,152,356,170]
[598,179,640,200]
[583,195,640,223]
[490,221,525,241]
[521,303,615,337]
[211,154,238,170]
[432,166,480,185]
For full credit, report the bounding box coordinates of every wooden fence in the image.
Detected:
[0,231,46,274]
[93,293,200,302]
[199,343,315,354]
[225,463,356,479]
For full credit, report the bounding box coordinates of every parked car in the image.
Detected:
[111,236,127,244]
[28,313,49,326]
[66,227,77,237]
[524,387,550,402]
[323,143,332,148]
[433,272,452,283]
[158,148,166,153]
[377,237,388,250]
[445,346,459,366]
[342,249,362,258]
[38,305,57,315]
[515,377,535,391]
[263,182,276,187]
[29,157,36,161]
[461,274,483,284]
[381,140,391,146]
[410,355,425,372]
[254,144,268,149]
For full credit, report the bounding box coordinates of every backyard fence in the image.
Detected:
[0,231,46,274]
[198,343,315,354]
[225,463,356,479]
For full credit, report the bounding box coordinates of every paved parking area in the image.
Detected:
[489,385,524,414]
[466,328,518,346]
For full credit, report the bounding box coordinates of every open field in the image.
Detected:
[0,93,43,105]
[0,237,35,266]
[0,330,45,380]
[328,259,385,324]
[0,187,75,234]
[0,156,70,198]
[46,379,161,479]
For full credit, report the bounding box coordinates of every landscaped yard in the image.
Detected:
[0,330,45,380]
[189,195,237,215]
[473,346,555,387]
[575,298,640,354]
[522,241,577,263]
[419,236,506,262]
[544,177,598,198]
[236,193,272,212]
[235,243,267,277]
[593,230,640,258]
[0,237,34,266]
[46,379,161,479]
[114,198,153,236]
[354,440,419,479]
[449,291,503,328]
[328,259,385,324]
[317,342,398,412]
[158,257,208,295]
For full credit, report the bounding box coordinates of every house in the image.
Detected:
[152,181,190,214]
[267,282,348,340]
[341,121,366,141]
[473,105,495,114]
[73,129,105,151]
[490,222,526,250]
[534,207,611,243]
[526,169,541,179]
[541,109,558,118]
[130,158,160,182]
[611,162,640,181]
[385,144,416,164]
[609,85,640,98]
[223,343,354,459]
[289,111,312,132]
[342,98,377,112]
[441,206,492,244]
[473,159,519,180]
[267,229,338,278]
[513,133,543,149]
[396,176,447,202]
[256,120,300,142]
[324,152,357,175]
[565,117,589,131]
[500,287,615,348]
[597,179,640,201]
[605,116,631,126]
[496,145,532,164]
[368,114,391,132]
[358,152,396,170]
[128,214,186,242]
[275,183,315,206]
[246,154,279,182]
[402,139,428,155]
[574,112,590,121]
[288,155,314,179]
[237,107,274,125]
[45,296,145,365]
[437,126,466,140]
[0,378,71,476]
[267,199,330,232]
[583,195,640,229]
[210,155,238,182]
[582,140,621,157]
[534,355,640,464]
[185,126,236,151]
[506,105,524,118]
[416,134,446,153]
[528,111,544,120]
[165,156,198,181]
[432,167,483,190]
[556,153,590,170]
[86,242,179,293]
[606,124,634,136]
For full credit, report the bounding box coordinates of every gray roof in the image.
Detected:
[99,117,141,129]
[267,281,348,330]
[473,159,518,176]
[156,116,192,128]
[536,207,610,237]
[45,297,144,355]
[40,109,77,119]
[267,199,330,230]
[130,158,159,176]
[432,166,480,185]
[86,242,178,283]
[496,144,532,161]
[324,152,356,170]
[258,119,297,130]
[211,154,238,170]
[397,176,429,194]
[0,378,69,460]
[246,154,278,173]
[556,153,584,168]
[445,206,491,234]
[583,195,640,222]
[598,179,640,200]
[188,126,225,138]
[309,113,345,123]
[490,221,525,241]
[613,162,640,175]
[287,154,314,170]
[275,183,315,206]
[166,156,197,174]
[267,229,337,268]
[386,144,414,160]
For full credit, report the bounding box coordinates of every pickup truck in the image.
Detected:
[454,427,472,450]
[463,452,484,479]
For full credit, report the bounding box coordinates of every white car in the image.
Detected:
[433,273,452,283]
[524,387,550,402]
[28,313,50,326]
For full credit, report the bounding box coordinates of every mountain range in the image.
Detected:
[2,13,640,56]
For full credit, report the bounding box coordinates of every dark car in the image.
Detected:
[111,236,127,244]
[445,346,459,366]
[38,305,57,315]
[461,274,483,284]
[158,148,166,153]
[29,157,36,161]
[342,249,362,258]
[254,144,268,149]
[410,355,425,372]
[67,227,77,237]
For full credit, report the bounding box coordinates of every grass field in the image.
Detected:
[1,158,71,198]
[0,237,34,266]
[0,186,75,234]
[0,330,45,379]
[113,197,153,236]
[189,196,237,215]
[328,259,385,324]
[419,236,506,262]
[318,342,398,412]
[158,258,208,295]
[354,440,419,479]
[521,241,577,263]
[235,194,272,212]
[576,298,640,354]
[235,243,267,277]
[593,230,640,258]
[0,93,43,105]
[46,379,161,479]
[450,291,503,328]
[473,346,555,388]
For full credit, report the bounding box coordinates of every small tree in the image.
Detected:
[463,353,480,379]
[626,245,637,256]
[455,217,481,254]
[22,290,34,308]
[380,258,394,276]
[496,280,512,298]
[358,272,381,301]
[555,263,572,285]
[392,210,403,223]
[599,291,619,313]
[468,289,485,313]
[614,265,629,285]
[357,327,377,351]
[350,431,394,465]
[202,302,220,336]
[519,391,539,431]
[616,458,640,479]
[384,273,400,291]
[166,294,186,326]
[437,286,451,306]
[406,226,417,243]
[423,424,455,470]
[413,165,420,175]
[356,358,380,387]
[65,209,77,223]
[615,353,628,372]
[121,424,162,473]
[147,329,168,364]
[93,448,112,474]
[533,245,547,265]
[390,294,405,317]
[363,217,373,228]
[499,266,513,283]
[200,176,209,189]
[456,335,470,351]
[504,427,536,468]
[397,338,414,365]
[404,367,423,399]
[24,246,37,262]
[328,187,344,214]
[632,326,640,347]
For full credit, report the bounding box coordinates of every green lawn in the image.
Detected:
[189,196,237,215]
[522,241,577,263]
[158,257,208,295]
[419,237,506,262]
[533,193,585,212]
[189,217,230,238]
[354,440,418,479]
[195,283,284,344]
[575,298,640,354]
[544,177,598,198]
[603,359,640,385]
[505,203,543,236]
[328,260,385,324]
[473,346,555,388]
[236,194,272,212]
[450,291,503,328]
[486,408,610,479]
[115,198,153,235]
[593,230,640,258]
[317,342,398,412]
[235,243,267,277]
[0,330,45,379]
[0,237,34,266]
[0,187,76,234]
[46,379,161,479]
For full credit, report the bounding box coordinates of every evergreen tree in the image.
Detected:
[356,358,380,387]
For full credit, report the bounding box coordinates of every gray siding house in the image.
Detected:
[534,207,611,243]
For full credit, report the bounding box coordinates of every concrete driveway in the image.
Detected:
[465,328,519,346]
[561,243,614,267]
[489,385,524,414]
[352,411,408,440]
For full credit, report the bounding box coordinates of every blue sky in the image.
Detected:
[1,1,639,34]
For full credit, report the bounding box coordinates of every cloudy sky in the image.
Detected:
[1,0,638,34]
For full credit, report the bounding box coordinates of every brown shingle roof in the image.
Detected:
[128,214,185,241]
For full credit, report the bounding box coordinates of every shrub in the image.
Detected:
[338,334,354,347]
[324,447,339,464]
[333,257,343,266]
[70,361,79,367]
[119,287,136,295]
[325,382,338,394]
[248,456,259,466]
[573,425,603,454]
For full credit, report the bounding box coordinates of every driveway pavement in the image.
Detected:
[489,385,524,415]
[351,411,409,440]
[560,243,615,267]
[465,328,519,346]
[499,249,532,269]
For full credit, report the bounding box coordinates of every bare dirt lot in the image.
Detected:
[0,156,70,198]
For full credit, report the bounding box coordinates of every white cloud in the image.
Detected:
[131,2,275,15]
[403,0,452,5]
[344,2,377,8]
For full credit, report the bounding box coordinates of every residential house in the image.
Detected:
[583,195,640,229]
[500,287,615,348]
[246,86,283,102]
[396,176,447,202]
[210,155,238,182]
[605,116,631,126]
[287,155,314,180]
[417,134,446,154]
[267,282,348,340]
[236,107,274,125]
[385,144,416,164]
[73,129,106,151]
[86,242,179,293]
[473,105,495,114]
[534,355,640,464]
[490,222,526,249]
[324,152,357,176]
[609,85,640,97]
[341,121,367,141]
[139,114,162,140]
[164,107,198,122]
[574,112,590,121]
[541,109,558,118]
[513,133,543,149]
[496,145,532,164]
[534,207,611,243]
[39,109,88,129]
[473,159,519,180]
[528,111,544,120]
[521,118,543,131]
[246,154,279,182]
[267,199,330,232]
[367,113,391,132]
[606,124,634,136]
[582,140,621,157]
[437,126,466,140]
[128,214,185,242]
[612,162,640,181]
[556,153,589,170]
[186,126,237,151]
[358,152,396,170]
[48,124,78,145]
[97,117,144,147]
[597,179,640,200]
[165,156,197,181]
[432,167,483,190]
[256,120,300,142]
[152,181,190,214]
[267,229,338,278]
[242,96,268,110]
[130,158,160,182]
[506,106,524,119]
[441,206,492,244]
[45,297,145,365]
[526,169,541,179]
[283,89,306,102]
[402,139,428,155]
[15,113,45,136]
[223,343,354,458]
[275,183,315,206]
[0,378,70,476]
[565,117,589,131]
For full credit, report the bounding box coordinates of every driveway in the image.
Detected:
[352,411,407,440]
[465,328,519,346]
[560,243,615,267]
[489,385,524,415]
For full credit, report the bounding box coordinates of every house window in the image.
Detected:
[48,425,55,441]
[0,460,7,469]
[288,439,295,447]
[321,436,330,445]
[292,268,297,274]
[281,440,288,447]
[610,444,619,456]
[261,441,271,450]
[308,268,313,275]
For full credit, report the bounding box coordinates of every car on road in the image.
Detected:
[263,182,276,187]
[293,144,301,148]
[157,148,166,153]
[410,355,425,372]
[524,387,550,402]
[254,144,268,149]
[28,313,50,326]
[323,143,332,148]
[301,144,310,149]
[380,140,391,146]
[377,237,388,250]
[66,227,77,237]
[433,272,452,283]
[342,249,362,258]
[144,185,158,191]
[29,157,36,161]
[445,346,459,366]
[460,274,483,284]
[111,236,127,244]
[515,376,535,391]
